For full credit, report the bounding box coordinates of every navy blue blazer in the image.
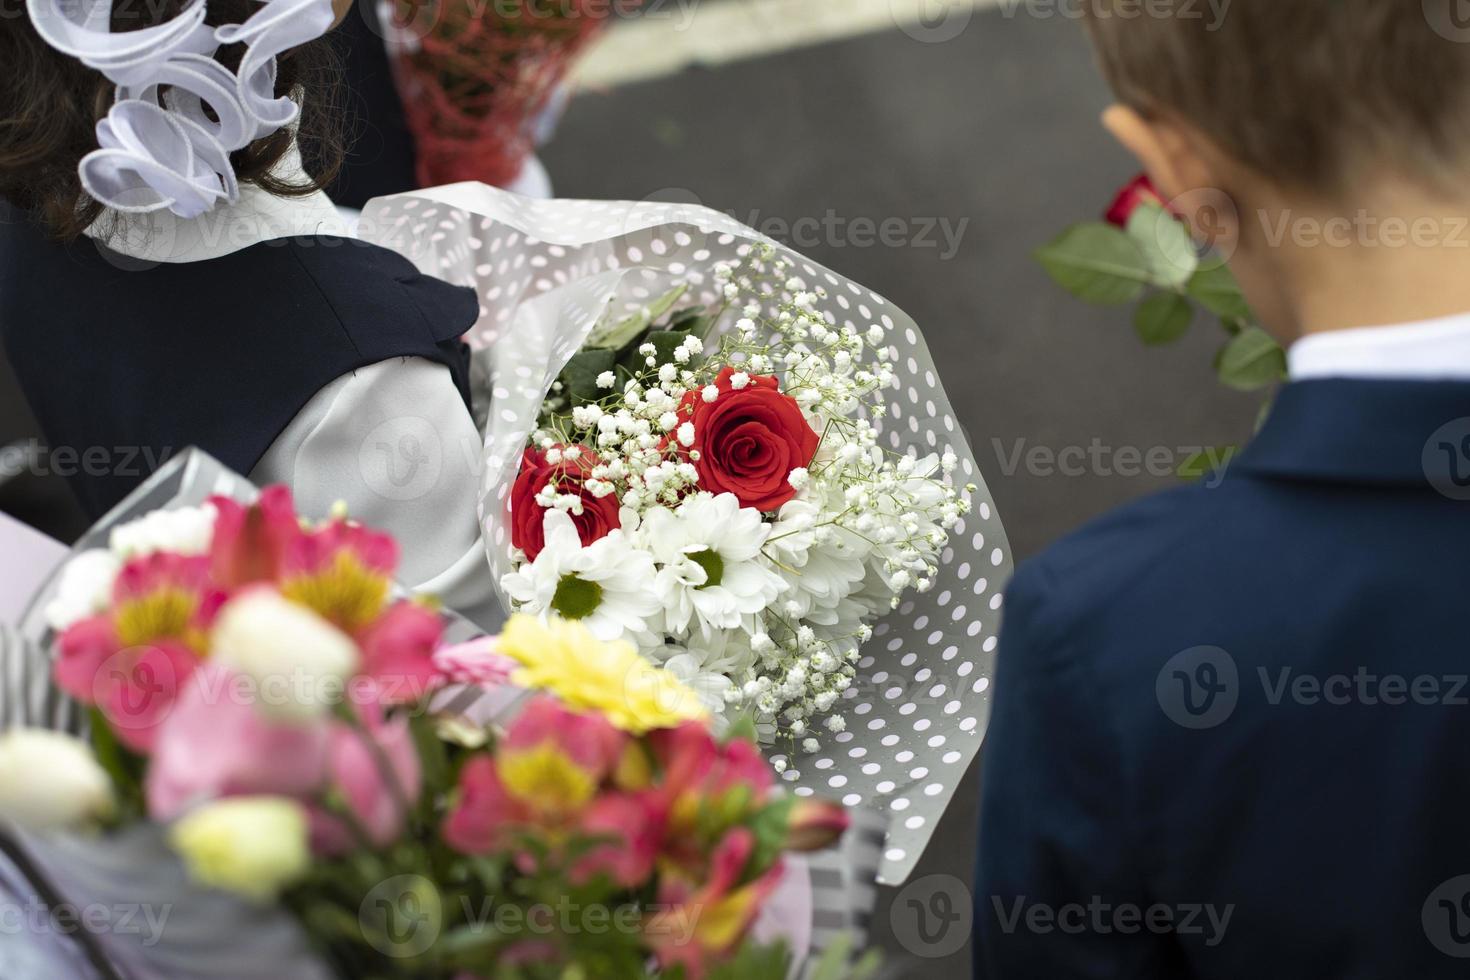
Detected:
[0,209,475,519]
[976,379,1470,978]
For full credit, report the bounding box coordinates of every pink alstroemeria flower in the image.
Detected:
[646,827,786,979]
[649,722,774,866]
[356,600,446,705]
[53,553,222,753]
[279,519,400,634]
[442,697,632,859]
[572,789,664,889]
[208,487,303,589]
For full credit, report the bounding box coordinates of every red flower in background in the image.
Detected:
[509,445,620,560]
[1105,173,1166,227]
[675,366,820,513]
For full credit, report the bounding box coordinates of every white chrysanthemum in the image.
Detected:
[652,632,757,719]
[108,502,217,559]
[44,550,122,632]
[645,493,786,641]
[501,510,661,650]
[765,496,868,626]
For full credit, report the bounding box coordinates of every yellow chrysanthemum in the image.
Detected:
[497,615,708,735]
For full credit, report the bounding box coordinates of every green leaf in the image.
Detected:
[723,713,758,745]
[1126,203,1198,288]
[617,329,686,374]
[666,306,706,332]
[1186,263,1254,322]
[1215,326,1287,391]
[747,796,797,873]
[1034,223,1151,305]
[558,348,617,407]
[588,284,690,351]
[1132,292,1193,345]
[89,707,144,814]
[408,713,449,819]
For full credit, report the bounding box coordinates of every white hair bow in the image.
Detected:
[26,0,337,218]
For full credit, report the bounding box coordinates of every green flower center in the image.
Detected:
[551,574,604,620]
[689,548,725,589]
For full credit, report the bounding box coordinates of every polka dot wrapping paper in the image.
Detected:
[360,184,1015,885]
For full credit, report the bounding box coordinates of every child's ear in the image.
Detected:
[1102,104,1240,252]
[1101,105,1216,204]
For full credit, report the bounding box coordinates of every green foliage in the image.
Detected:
[551,284,715,417]
[89,707,145,820]
[1186,263,1254,322]
[1126,204,1197,288]
[1132,292,1192,346]
[1036,202,1286,438]
[1215,325,1288,392]
[1034,224,1150,305]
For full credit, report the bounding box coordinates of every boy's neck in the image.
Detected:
[1258,185,1470,342]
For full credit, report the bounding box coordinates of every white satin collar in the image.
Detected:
[82,143,351,264]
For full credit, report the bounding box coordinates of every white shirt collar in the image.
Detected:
[82,144,352,264]
[1288,311,1470,381]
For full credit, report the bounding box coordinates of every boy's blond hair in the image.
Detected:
[1082,1,1470,195]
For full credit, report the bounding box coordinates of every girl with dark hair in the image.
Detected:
[0,0,498,626]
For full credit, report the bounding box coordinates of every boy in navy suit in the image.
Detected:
[976,3,1470,976]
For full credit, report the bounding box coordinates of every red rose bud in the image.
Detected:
[783,798,849,852]
[1104,173,1166,228]
[509,445,620,560]
[674,366,820,512]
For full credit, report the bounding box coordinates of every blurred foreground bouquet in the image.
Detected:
[390,0,631,187]
[14,490,863,979]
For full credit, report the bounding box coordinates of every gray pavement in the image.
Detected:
[542,8,1260,976]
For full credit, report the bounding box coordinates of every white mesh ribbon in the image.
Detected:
[361,184,1015,884]
[26,0,336,218]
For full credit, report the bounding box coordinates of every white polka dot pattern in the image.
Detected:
[359,184,1014,885]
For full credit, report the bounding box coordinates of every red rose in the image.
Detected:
[1104,173,1165,227]
[676,366,820,512]
[509,445,619,560]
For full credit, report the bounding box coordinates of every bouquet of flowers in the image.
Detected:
[361,185,1012,885]
[12,486,864,979]
[388,0,628,187]
[499,247,974,755]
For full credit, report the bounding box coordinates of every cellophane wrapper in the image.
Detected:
[386,0,623,187]
[360,184,1015,884]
